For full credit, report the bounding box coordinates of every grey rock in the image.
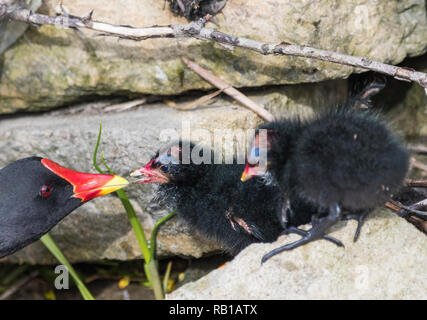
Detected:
[167,209,427,299]
[383,55,427,138]
[0,0,42,54]
[1,0,426,113]
[0,98,260,263]
[0,76,422,264]
[0,81,340,264]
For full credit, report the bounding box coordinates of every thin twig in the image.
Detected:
[385,201,401,212]
[408,144,427,155]
[392,198,427,234]
[182,57,275,121]
[3,6,427,90]
[405,179,427,188]
[410,158,427,172]
[407,215,427,234]
[103,98,146,112]
[180,88,225,110]
[0,271,39,300]
[163,99,179,109]
[388,199,427,217]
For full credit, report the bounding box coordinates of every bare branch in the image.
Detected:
[410,158,427,172]
[0,271,39,300]
[179,89,224,110]
[405,179,427,188]
[103,98,146,112]
[182,57,275,122]
[408,144,427,154]
[389,199,427,217]
[3,6,427,90]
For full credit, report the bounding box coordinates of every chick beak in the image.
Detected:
[241,162,268,182]
[241,163,254,182]
[41,158,129,202]
[130,159,169,184]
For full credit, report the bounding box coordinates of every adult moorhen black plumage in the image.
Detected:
[242,107,410,262]
[131,141,288,256]
[0,157,128,258]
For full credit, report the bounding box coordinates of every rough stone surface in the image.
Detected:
[167,209,427,299]
[1,0,426,113]
[382,55,427,138]
[0,82,341,263]
[0,98,262,263]
[0,0,41,54]
[0,76,422,264]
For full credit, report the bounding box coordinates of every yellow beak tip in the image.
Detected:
[99,175,129,196]
[115,175,130,187]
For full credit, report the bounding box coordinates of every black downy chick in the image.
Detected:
[131,141,286,256]
[243,76,389,234]
[167,0,227,21]
[242,107,409,262]
[0,157,128,258]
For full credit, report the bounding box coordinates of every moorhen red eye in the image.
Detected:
[0,157,129,258]
[40,184,53,198]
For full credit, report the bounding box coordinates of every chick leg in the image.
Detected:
[262,204,343,264]
[342,210,370,242]
[280,227,343,247]
[276,195,293,229]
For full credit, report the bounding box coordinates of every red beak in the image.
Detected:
[241,163,254,182]
[241,163,267,182]
[41,159,129,202]
[130,159,169,184]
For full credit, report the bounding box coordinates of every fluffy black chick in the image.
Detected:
[167,0,227,20]
[242,109,410,262]
[131,141,286,255]
[0,157,128,258]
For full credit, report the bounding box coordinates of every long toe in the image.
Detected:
[261,237,311,264]
[343,211,370,242]
[322,234,345,247]
[353,212,369,242]
[279,226,308,237]
[262,230,344,264]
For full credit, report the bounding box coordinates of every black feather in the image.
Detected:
[281,109,409,211]
[148,142,285,255]
[254,108,409,260]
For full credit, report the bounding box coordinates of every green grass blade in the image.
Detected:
[92,123,165,300]
[163,260,173,293]
[40,233,94,300]
[92,123,105,174]
[98,150,152,264]
[150,210,176,260]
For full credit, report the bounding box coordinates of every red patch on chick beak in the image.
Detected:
[241,163,255,182]
[241,162,268,182]
[41,159,128,202]
[130,159,169,184]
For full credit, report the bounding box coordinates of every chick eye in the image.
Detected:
[40,184,53,198]
[160,166,169,173]
[158,153,172,164]
[247,146,260,166]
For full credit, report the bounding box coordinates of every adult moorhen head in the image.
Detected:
[0,157,128,258]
